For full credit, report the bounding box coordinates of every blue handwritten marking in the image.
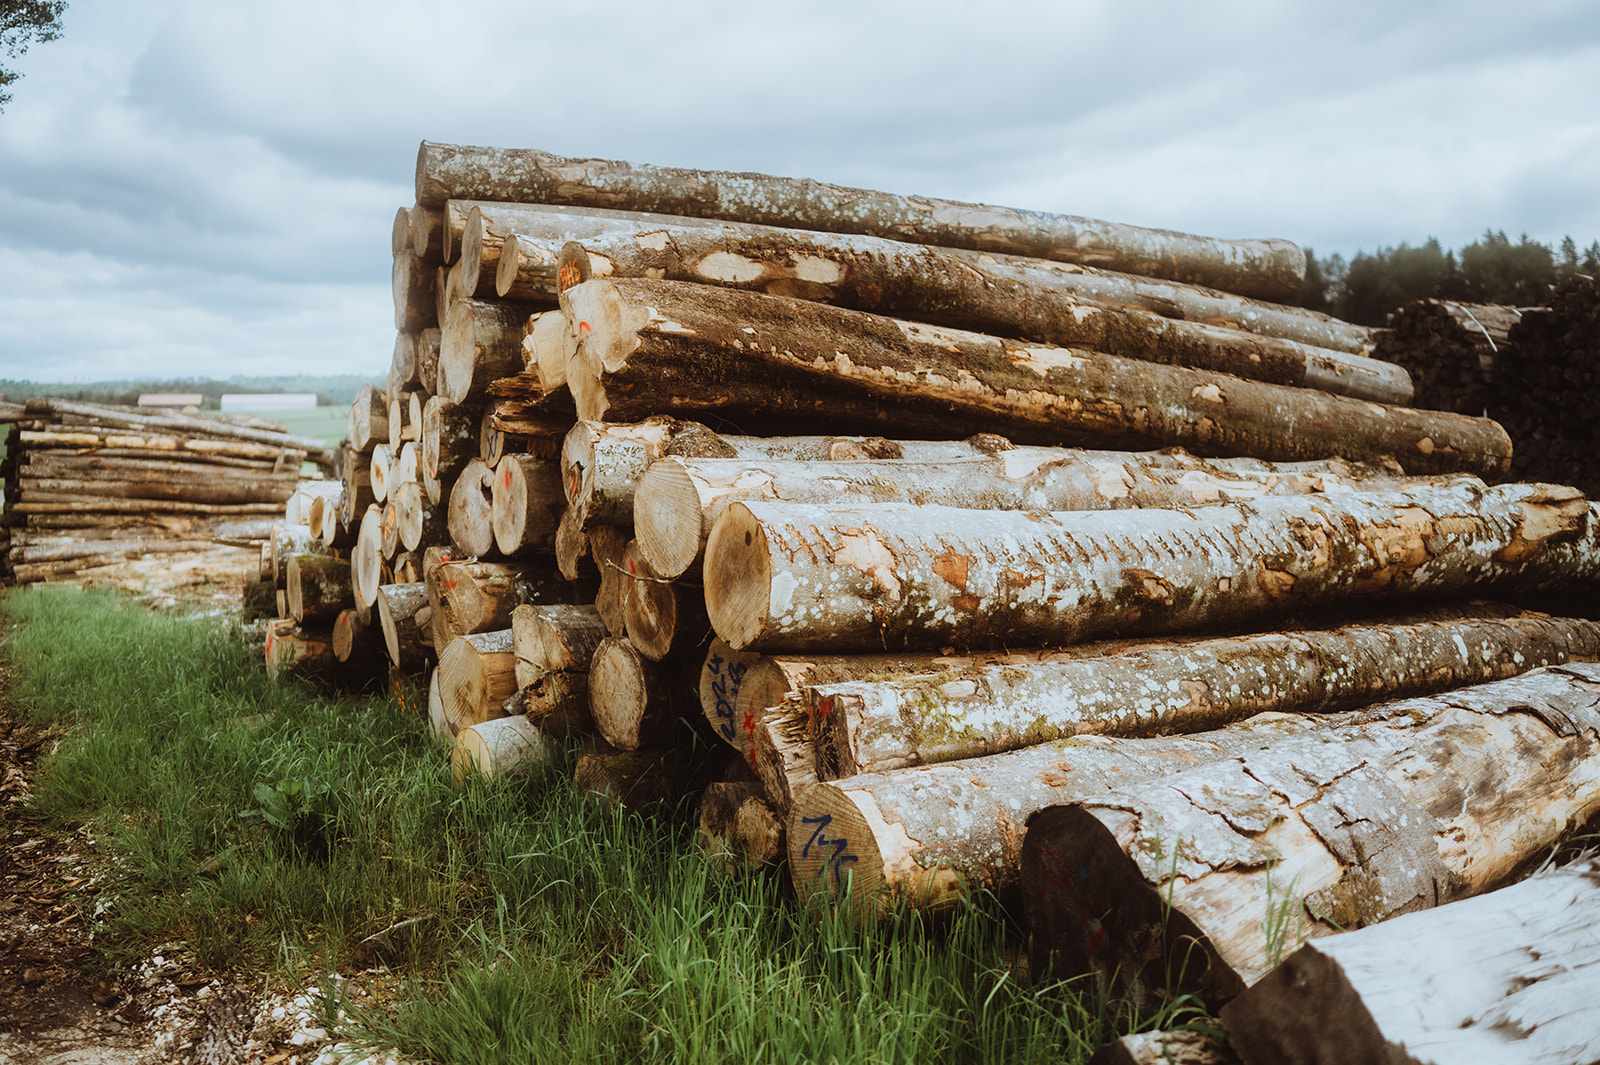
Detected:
[799,813,859,893]
[706,654,747,742]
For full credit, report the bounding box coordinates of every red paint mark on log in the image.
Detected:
[932,550,969,591]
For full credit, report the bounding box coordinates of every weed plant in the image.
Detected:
[2,585,1172,1063]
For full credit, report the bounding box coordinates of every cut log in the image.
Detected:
[392,480,446,553]
[415,142,1306,301]
[331,607,383,666]
[348,385,390,453]
[703,484,1597,653]
[387,390,421,451]
[416,327,442,397]
[1019,662,1600,1010]
[379,500,401,559]
[561,278,1508,476]
[436,628,518,731]
[286,554,352,626]
[446,456,497,558]
[1091,1031,1240,1065]
[269,524,321,589]
[20,399,333,464]
[574,740,708,812]
[698,780,785,874]
[504,670,593,736]
[547,219,1401,402]
[438,297,542,405]
[623,550,709,662]
[478,405,527,468]
[589,526,632,637]
[634,449,1474,580]
[511,602,606,672]
[390,331,421,395]
[1219,856,1600,1065]
[351,504,385,609]
[368,444,393,503]
[431,558,576,641]
[522,308,577,390]
[421,396,482,507]
[807,609,1600,778]
[451,714,550,781]
[698,638,765,758]
[393,248,437,333]
[263,620,338,684]
[587,636,698,750]
[491,453,563,556]
[376,581,430,670]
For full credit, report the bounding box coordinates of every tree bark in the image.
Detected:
[348,385,390,453]
[634,450,1475,580]
[414,142,1307,301]
[491,453,563,556]
[416,327,442,397]
[376,581,430,670]
[436,628,518,731]
[505,670,593,736]
[547,217,1401,402]
[392,248,438,333]
[808,609,1600,778]
[560,279,1508,476]
[703,484,1597,653]
[1218,856,1600,1065]
[1019,662,1600,1010]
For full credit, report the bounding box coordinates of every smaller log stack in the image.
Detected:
[1492,275,1600,496]
[1371,298,1521,415]
[0,399,334,585]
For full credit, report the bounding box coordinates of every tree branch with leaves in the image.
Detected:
[1,0,67,110]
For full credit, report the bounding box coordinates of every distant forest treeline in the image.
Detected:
[1298,231,1600,326]
[0,374,385,407]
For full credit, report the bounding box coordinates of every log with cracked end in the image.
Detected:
[703,483,1597,653]
[1020,661,1600,1011]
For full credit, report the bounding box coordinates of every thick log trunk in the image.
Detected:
[438,297,543,405]
[416,327,442,396]
[287,554,352,626]
[478,405,529,468]
[436,628,518,731]
[388,390,422,451]
[491,453,562,556]
[392,480,447,552]
[1020,662,1600,1010]
[445,456,495,558]
[561,279,1508,476]
[269,524,321,589]
[634,449,1474,580]
[548,217,1401,402]
[511,602,607,672]
[703,484,1597,653]
[264,620,339,684]
[808,609,1600,778]
[430,558,576,640]
[390,331,421,395]
[573,740,711,812]
[414,142,1306,301]
[331,606,385,666]
[790,710,1344,913]
[1219,856,1600,1065]
[351,504,385,609]
[368,444,393,504]
[451,714,550,781]
[589,525,632,637]
[698,639,765,759]
[376,581,430,670]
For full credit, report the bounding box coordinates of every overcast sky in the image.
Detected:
[2,0,1597,383]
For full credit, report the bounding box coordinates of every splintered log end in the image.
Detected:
[703,502,773,651]
[634,456,706,580]
[1495,483,1589,564]
[1021,805,1241,1012]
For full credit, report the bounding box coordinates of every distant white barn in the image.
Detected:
[219,393,319,411]
[138,393,204,408]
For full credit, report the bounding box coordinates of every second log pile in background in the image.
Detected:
[257,140,1600,1054]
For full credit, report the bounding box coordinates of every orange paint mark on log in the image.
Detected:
[932,550,969,591]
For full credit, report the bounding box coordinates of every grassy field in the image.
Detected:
[227,404,348,451]
[0,585,1192,1063]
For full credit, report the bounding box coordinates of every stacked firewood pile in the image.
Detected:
[1373,276,1600,498]
[0,398,333,584]
[260,142,1600,1064]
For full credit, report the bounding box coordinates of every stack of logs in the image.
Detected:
[1373,276,1600,497]
[259,142,1600,1064]
[0,398,333,584]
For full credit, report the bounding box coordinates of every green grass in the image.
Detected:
[0,584,1183,1064]
[222,404,349,451]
